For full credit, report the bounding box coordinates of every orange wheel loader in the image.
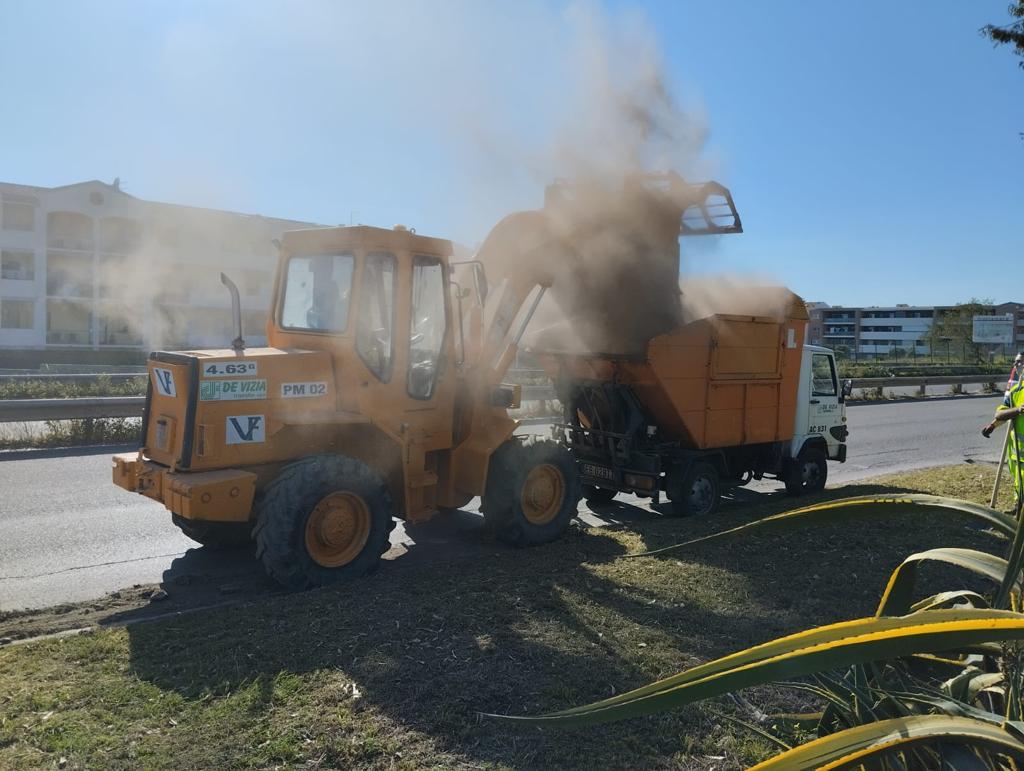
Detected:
[111,173,741,588]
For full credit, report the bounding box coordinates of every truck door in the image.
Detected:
[808,352,841,440]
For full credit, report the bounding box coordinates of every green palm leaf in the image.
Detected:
[877,548,1016,617]
[749,715,1024,770]
[485,609,1024,727]
[629,494,1015,558]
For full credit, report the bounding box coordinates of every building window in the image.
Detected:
[47,211,94,251]
[1,250,34,280]
[47,253,93,297]
[99,217,143,254]
[1,201,35,231]
[1,299,34,329]
[97,304,143,346]
[46,299,92,344]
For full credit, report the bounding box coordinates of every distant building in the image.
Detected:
[806,302,1024,355]
[0,179,318,362]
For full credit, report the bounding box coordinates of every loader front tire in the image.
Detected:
[253,455,395,590]
[171,514,252,549]
[482,440,581,547]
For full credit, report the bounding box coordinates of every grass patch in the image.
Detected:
[0,418,141,451]
[0,376,146,400]
[0,464,1014,769]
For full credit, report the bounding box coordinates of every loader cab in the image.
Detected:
[265,225,460,519]
[268,225,457,416]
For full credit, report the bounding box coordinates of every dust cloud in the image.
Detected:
[467,6,757,356]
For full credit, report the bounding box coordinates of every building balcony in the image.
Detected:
[46,238,94,252]
[45,329,91,345]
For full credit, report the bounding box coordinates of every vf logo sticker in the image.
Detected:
[225,415,265,444]
[152,367,176,397]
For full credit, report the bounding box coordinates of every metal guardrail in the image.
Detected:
[0,397,145,422]
[849,375,1003,390]
[0,374,1007,423]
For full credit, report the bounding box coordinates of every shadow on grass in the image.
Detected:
[118,522,786,767]
[114,476,1004,768]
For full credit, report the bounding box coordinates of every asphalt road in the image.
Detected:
[0,395,1004,612]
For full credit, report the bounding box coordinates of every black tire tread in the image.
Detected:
[666,460,720,517]
[481,438,582,547]
[785,446,828,495]
[253,454,395,590]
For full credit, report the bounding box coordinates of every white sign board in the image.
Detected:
[281,381,328,398]
[972,315,1015,344]
[202,361,258,378]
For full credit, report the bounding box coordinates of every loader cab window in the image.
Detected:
[408,255,447,399]
[356,252,396,381]
[811,353,837,397]
[280,253,354,333]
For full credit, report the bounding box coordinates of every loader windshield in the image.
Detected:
[280,253,355,333]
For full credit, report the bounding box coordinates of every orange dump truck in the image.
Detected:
[535,289,850,516]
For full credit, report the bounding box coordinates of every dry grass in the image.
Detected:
[0,464,1013,770]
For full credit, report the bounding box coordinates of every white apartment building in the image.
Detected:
[855,306,936,354]
[0,179,318,361]
[810,303,1024,355]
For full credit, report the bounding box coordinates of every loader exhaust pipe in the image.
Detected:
[220,272,246,353]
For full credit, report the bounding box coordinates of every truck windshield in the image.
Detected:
[280,253,355,332]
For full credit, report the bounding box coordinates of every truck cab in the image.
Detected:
[786,344,849,493]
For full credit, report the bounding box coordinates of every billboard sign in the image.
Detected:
[972,315,1015,344]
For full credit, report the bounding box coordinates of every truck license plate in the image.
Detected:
[581,463,614,481]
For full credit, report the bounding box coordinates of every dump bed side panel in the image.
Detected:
[647,312,805,449]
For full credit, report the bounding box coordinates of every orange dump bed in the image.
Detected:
[536,292,808,451]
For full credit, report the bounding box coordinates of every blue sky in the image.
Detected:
[1,1,1021,306]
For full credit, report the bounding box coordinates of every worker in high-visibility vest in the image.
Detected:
[983,374,1024,507]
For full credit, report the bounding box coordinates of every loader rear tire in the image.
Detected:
[482,439,581,547]
[666,461,720,517]
[171,514,252,549]
[253,455,395,590]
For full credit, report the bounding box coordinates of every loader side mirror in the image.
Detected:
[841,379,853,399]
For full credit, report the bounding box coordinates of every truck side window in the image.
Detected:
[811,353,837,396]
[408,256,447,399]
[356,252,396,381]
[280,253,354,332]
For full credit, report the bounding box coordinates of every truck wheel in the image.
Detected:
[171,514,252,549]
[253,455,395,590]
[583,485,617,505]
[667,461,720,517]
[785,447,828,495]
[482,440,582,547]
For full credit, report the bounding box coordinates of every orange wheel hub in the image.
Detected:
[521,464,565,525]
[304,491,371,567]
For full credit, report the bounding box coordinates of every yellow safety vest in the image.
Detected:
[999,382,1024,462]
